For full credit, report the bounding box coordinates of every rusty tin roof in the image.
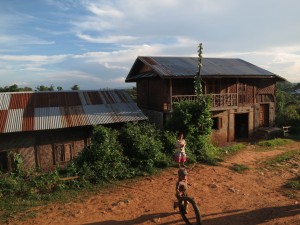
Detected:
[0,90,147,133]
[126,57,285,82]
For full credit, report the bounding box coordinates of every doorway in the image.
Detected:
[235,113,249,139]
[0,151,8,172]
[259,104,269,127]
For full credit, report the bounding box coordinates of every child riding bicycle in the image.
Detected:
[173,168,189,212]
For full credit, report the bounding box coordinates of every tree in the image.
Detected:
[35,85,55,91]
[0,84,32,92]
[57,86,63,91]
[71,85,80,90]
[35,85,48,91]
[20,87,33,91]
[49,84,54,91]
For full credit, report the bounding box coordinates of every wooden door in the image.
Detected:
[259,104,269,127]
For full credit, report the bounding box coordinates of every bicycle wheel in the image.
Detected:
[178,196,202,225]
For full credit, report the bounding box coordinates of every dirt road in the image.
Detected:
[12,142,300,225]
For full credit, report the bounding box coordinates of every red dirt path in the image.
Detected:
[10,141,300,225]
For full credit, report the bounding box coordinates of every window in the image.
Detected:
[53,143,73,165]
[212,117,222,130]
[259,94,274,102]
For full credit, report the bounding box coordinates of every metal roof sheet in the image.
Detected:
[126,57,285,81]
[0,90,147,133]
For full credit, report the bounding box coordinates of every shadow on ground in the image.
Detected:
[83,212,184,225]
[83,204,300,225]
[203,204,300,225]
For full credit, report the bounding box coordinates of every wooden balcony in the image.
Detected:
[171,93,238,110]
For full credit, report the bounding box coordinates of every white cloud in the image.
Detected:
[87,4,124,18]
[47,70,103,82]
[0,54,69,72]
[45,0,80,11]
[0,54,68,63]
[0,33,55,46]
[76,33,137,43]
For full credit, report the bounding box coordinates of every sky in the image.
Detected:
[0,0,300,90]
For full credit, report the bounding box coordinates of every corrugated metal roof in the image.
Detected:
[0,90,147,133]
[126,57,285,81]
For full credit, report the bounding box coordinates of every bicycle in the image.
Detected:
[176,194,202,225]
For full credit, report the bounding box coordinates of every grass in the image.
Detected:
[283,191,296,199]
[229,163,250,173]
[218,143,245,158]
[286,176,300,190]
[264,150,300,167]
[283,176,300,199]
[257,138,293,147]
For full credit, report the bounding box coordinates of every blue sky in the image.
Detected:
[1,0,300,90]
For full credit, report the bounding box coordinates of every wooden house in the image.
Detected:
[0,90,147,172]
[125,56,285,144]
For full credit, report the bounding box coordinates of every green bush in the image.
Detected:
[70,125,132,183]
[186,133,219,164]
[160,130,177,155]
[166,100,212,135]
[29,172,61,194]
[166,98,217,164]
[0,170,63,198]
[120,122,167,173]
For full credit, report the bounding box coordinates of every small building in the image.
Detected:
[0,90,147,172]
[125,56,285,144]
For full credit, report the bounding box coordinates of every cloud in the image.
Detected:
[0,34,55,46]
[0,54,68,63]
[45,0,80,11]
[87,3,124,18]
[0,54,69,72]
[31,70,129,90]
[47,70,103,82]
[76,33,138,43]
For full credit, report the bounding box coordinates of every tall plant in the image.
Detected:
[195,43,204,100]
[167,43,216,163]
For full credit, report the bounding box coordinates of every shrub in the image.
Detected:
[70,125,132,183]
[166,98,217,164]
[120,122,167,173]
[166,100,212,136]
[160,130,177,156]
[186,133,219,164]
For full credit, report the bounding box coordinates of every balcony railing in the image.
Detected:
[171,93,238,108]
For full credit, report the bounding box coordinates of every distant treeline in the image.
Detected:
[0,84,80,92]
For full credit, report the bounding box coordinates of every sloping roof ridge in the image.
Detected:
[0,89,124,95]
[138,56,241,59]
